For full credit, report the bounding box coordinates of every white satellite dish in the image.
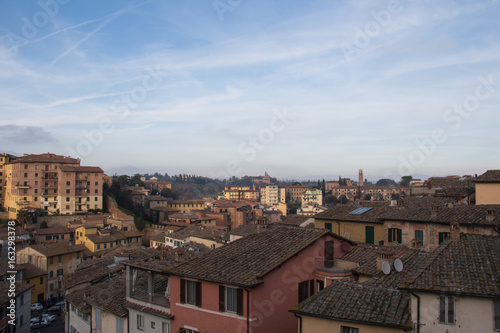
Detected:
[382,261,391,275]
[394,259,404,272]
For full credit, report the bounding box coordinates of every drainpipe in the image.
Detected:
[411,292,420,333]
[244,288,250,333]
[294,313,302,333]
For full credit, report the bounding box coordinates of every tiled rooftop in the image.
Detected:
[85,273,128,317]
[12,153,79,164]
[17,263,47,279]
[0,282,32,306]
[169,225,328,287]
[401,233,500,297]
[290,280,411,329]
[59,165,103,173]
[33,227,71,235]
[28,243,86,257]
[474,170,500,183]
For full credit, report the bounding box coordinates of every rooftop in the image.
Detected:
[27,243,86,257]
[169,225,330,287]
[474,170,500,183]
[59,165,103,173]
[401,233,500,297]
[290,280,411,329]
[11,153,79,164]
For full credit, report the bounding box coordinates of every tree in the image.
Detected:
[375,178,397,186]
[39,221,48,229]
[391,193,401,200]
[287,202,301,214]
[339,195,348,204]
[134,216,147,231]
[16,209,31,229]
[364,193,372,201]
[399,176,413,187]
[324,194,338,206]
[292,181,301,186]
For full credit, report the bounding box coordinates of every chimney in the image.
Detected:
[256,217,268,233]
[431,206,439,217]
[450,222,460,241]
[376,252,394,271]
[486,209,496,222]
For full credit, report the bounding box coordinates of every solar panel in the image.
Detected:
[348,207,373,215]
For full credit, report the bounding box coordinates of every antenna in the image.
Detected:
[382,261,391,275]
[394,258,403,272]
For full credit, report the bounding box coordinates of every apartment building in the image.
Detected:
[285,185,309,202]
[2,153,104,219]
[260,184,286,205]
[16,243,85,299]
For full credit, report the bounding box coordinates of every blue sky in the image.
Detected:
[0,0,499,180]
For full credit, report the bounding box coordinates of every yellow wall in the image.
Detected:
[475,183,500,205]
[23,275,46,304]
[315,218,384,244]
[299,315,407,333]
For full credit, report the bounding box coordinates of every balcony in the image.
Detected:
[75,185,87,189]
[16,200,30,206]
[41,175,58,180]
[41,184,57,188]
[128,266,170,309]
[41,200,57,206]
[314,258,357,277]
[15,182,30,189]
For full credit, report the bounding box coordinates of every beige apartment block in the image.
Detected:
[2,153,103,219]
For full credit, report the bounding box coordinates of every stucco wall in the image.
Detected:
[315,218,384,244]
[299,315,406,333]
[412,293,498,333]
[128,307,171,333]
[476,183,500,205]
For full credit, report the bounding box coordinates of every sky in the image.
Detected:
[0,0,499,181]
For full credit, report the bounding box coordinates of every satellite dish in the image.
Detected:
[394,259,403,272]
[382,261,391,275]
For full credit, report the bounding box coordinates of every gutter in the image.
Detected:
[411,293,420,333]
[244,288,250,333]
[294,313,302,333]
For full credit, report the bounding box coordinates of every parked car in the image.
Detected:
[55,301,65,309]
[30,303,43,311]
[30,318,49,328]
[47,306,62,315]
[42,313,56,322]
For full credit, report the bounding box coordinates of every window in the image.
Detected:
[97,244,100,250]
[50,271,53,278]
[96,308,102,330]
[61,235,64,239]
[137,314,144,330]
[388,228,402,243]
[58,255,62,263]
[151,321,156,329]
[66,189,70,194]
[439,232,451,244]
[439,295,455,324]
[66,181,70,186]
[341,326,359,333]
[40,277,43,284]
[20,294,24,305]
[317,280,324,292]
[181,279,201,307]
[95,189,98,194]
[46,236,52,241]
[49,283,53,291]
[116,317,124,333]
[494,299,500,330]
[219,286,243,314]
[298,280,315,302]
[162,322,170,333]
[57,269,63,276]
[415,230,424,244]
[66,197,70,202]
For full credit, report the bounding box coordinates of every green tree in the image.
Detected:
[287,202,301,214]
[339,195,348,204]
[364,193,372,201]
[400,176,413,187]
[324,194,338,206]
[39,221,48,229]
[16,209,31,229]
[376,178,397,186]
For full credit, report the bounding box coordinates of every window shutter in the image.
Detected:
[439,296,445,322]
[309,279,315,296]
[180,279,186,304]
[388,228,392,242]
[195,281,202,307]
[448,297,455,323]
[219,286,225,312]
[397,229,402,243]
[237,288,244,316]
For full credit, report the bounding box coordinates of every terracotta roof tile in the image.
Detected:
[474,170,500,183]
[169,225,329,287]
[401,233,500,297]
